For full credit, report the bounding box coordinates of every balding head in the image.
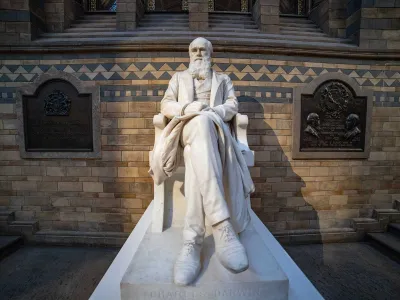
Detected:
[189,37,213,57]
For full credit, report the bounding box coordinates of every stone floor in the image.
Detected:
[0,243,399,300]
[0,245,118,300]
[285,242,400,300]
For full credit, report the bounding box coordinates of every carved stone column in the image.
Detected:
[117,0,137,31]
[44,0,84,33]
[252,0,280,33]
[346,0,400,50]
[309,0,347,39]
[188,0,208,31]
[0,0,48,43]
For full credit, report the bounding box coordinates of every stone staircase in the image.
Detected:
[0,211,38,260]
[366,204,400,261]
[65,11,117,34]
[35,12,355,49]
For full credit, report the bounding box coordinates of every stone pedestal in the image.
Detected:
[252,0,280,33]
[44,0,83,33]
[189,0,208,31]
[309,0,347,38]
[90,202,321,300]
[117,0,137,31]
[120,224,289,300]
[346,0,400,49]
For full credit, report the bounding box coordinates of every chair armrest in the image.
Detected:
[153,113,168,145]
[233,113,249,149]
[233,113,254,167]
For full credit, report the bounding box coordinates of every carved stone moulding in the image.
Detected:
[16,69,101,159]
[292,72,373,159]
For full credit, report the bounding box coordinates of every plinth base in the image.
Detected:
[120,224,289,300]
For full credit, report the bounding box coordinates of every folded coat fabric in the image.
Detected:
[149,111,255,233]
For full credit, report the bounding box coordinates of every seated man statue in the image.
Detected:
[150,37,255,286]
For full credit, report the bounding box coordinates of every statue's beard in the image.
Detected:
[188,57,212,80]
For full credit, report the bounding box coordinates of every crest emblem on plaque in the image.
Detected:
[292,73,372,159]
[319,82,351,119]
[44,90,71,116]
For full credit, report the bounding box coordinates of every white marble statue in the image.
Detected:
[149,37,255,286]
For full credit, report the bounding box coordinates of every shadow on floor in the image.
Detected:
[285,242,400,300]
[0,245,118,300]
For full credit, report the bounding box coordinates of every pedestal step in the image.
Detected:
[121,225,289,300]
[0,235,23,260]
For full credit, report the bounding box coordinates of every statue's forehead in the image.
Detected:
[190,39,208,49]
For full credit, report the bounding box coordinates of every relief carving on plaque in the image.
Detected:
[16,70,100,159]
[293,73,372,159]
[44,90,71,116]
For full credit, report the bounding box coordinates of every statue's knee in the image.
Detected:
[193,115,213,129]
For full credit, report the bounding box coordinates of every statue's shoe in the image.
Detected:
[212,220,249,273]
[174,241,202,286]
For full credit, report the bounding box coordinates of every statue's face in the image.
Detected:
[311,116,320,127]
[346,117,354,130]
[189,40,210,64]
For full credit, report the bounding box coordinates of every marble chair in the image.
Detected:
[150,113,254,233]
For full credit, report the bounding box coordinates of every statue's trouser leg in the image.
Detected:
[181,115,230,243]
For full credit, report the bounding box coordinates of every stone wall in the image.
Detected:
[0,0,32,44]
[1,52,400,236]
[346,0,362,44]
[117,0,138,31]
[358,0,400,50]
[44,0,84,33]
[310,0,347,38]
[347,0,400,49]
[310,0,330,34]
[189,0,208,31]
[252,0,279,33]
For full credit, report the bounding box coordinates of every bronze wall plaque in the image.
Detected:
[23,79,93,152]
[292,73,373,159]
[300,80,367,152]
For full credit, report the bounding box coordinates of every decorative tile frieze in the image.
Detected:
[1,62,400,88]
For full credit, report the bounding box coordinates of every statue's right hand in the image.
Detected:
[183,102,208,114]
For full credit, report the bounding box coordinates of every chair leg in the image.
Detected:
[152,182,165,233]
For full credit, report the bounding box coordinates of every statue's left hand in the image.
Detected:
[183,102,209,114]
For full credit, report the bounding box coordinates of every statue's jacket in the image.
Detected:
[149,70,255,233]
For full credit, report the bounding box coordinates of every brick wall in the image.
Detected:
[347,0,400,49]
[310,0,347,39]
[252,0,279,33]
[189,0,208,31]
[358,0,400,50]
[1,52,400,235]
[30,0,46,40]
[346,0,362,44]
[0,0,32,44]
[44,0,83,33]
[117,0,137,31]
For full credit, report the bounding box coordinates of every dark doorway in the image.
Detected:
[214,0,243,11]
[154,0,184,11]
[87,0,116,11]
[280,0,307,15]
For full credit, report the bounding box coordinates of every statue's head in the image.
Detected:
[188,37,213,80]
[307,113,320,127]
[345,114,359,130]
